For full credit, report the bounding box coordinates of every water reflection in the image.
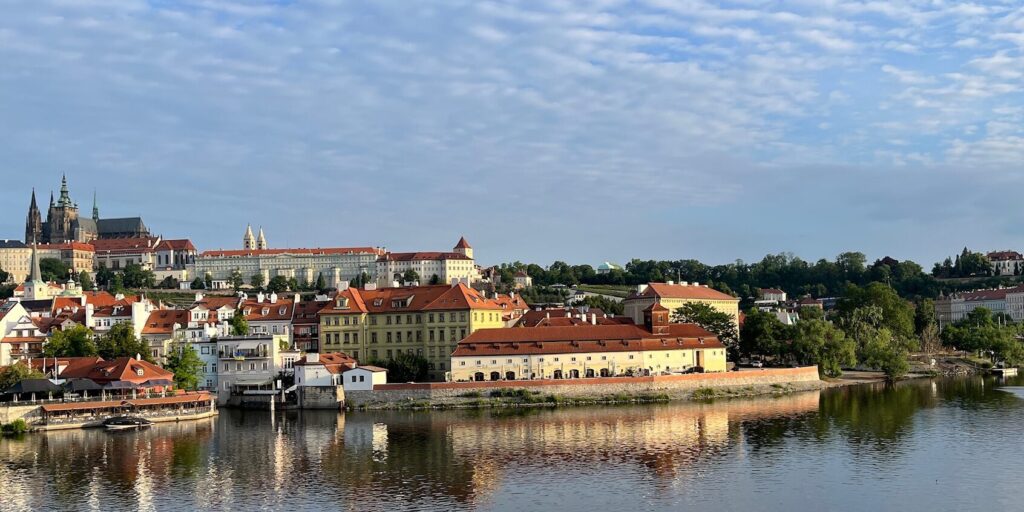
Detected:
[2,376,1023,512]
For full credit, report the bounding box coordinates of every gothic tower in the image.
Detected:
[25,188,42,244]
[244,224,256,250]
[92,190,99,222]
[257,226,267,250]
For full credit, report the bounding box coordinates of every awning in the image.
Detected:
[2,379,63,395]
[127,393,211,407]
[41,400,126,412]
[233,379,272,386]
[230,341,264,351]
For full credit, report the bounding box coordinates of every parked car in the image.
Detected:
[683,366,705,374]
[750,360,764,368]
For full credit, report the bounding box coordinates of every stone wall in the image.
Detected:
[345,366,820,408]
[297,386,343,409]
[0,404,41,424]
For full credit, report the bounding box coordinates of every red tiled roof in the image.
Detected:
[36,242,95,252]
[379,251,471,262]
[453,323,722,357]
[92,237,160,253]
[200,247,383,257]
[454,237,472,249]
[60,357,173,384]
[142,310,189,334]
[154,239,196,251]
[319,284,502,315]
[630,282,737,301]
[294,352,357,374]
[242,296,296,322]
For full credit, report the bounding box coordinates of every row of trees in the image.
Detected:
[931,247,995,278]
[43,323,154,363]
[940,308,1024,366]
[497,252,960,303]
[735,283,926,379]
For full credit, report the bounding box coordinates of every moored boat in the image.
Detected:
[103,416,153,430]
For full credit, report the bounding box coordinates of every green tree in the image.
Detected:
[43,325,97,357]
[122,262,156,289]
[204,273,213,289]
[39,258,69,282]
[250,273,265,289]
[673,303,739,359]
[370,352,429,382]
[838,282,915,341]
[791,318,856,378]
[315,273,326,291]
[0,266,10,284]
[190,276,205,290]
[110,273,126,294]
[97,322,154,362]
[267,275,289,293]
[287,277,300,292]
[160,276,180,289]
[401,269,420,284]
[740,308,791,359]
[95,264,114,287]
[164,344,203,390]
[229,269,244,290]
[429,274,441,285]
[578,295,624,315]
[0,364,45,391]
[230,312,249,336]
[350,272,372,288]
[77,270,94,291]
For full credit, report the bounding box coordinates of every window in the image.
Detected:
[387,332,392,343]
[359,375,365,382]
[249,363,255,371]
[586,356,592,361]
[429,330,435,342]
[371,333,378,343]
[460,361,466,366]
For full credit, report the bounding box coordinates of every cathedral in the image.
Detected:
[25,175,151,244]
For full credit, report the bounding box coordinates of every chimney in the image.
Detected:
[667,280,674,285]
[545,312,550,319]
[591,313,597,325]
[257,292,265,303]
[80,295,86,306]
[680,281,688,286]
[195,292,204,302]
[269,292,278,304]
[308,352,320,364]
[637,284,648,294]
[693,281,699,286]
[294,293,301,304]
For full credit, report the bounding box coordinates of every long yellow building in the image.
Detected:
[451,304,727,381]
[623,281,740,328]
[319,283,505,381]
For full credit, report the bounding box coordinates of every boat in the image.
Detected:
[103,416,153,430]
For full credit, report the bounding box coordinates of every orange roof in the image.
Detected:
[379,251,471,262]
[242,296,296,322]
[142,310,189,334]
[36,242,95,252]
[630,282,737,301]
[60,357,173,384]
[294,352,357,374]
[200,247,383,257]
[320,284,503,316]
[454,236,472,249]
[154,239,196,251]
[193,295,240,311]
[454,323,722,357]
[92,237,160,253]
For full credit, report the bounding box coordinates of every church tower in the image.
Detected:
[257,226,268,250]
[454,236,473,259]
[244,224,256,250]
[25,188,42,244]
[23,243,52,301]
[92,190,99,222]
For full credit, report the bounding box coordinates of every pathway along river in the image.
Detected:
[2,375,1023,511]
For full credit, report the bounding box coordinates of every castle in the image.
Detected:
[25,175,150,244]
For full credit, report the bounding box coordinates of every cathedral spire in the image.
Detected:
[29,188,37,211]
[49,190,54,208]
[244,224,256,250]
[92,190,99,221]
[257,226,267,250]
[26,188,43,244]
[58,174,71,206]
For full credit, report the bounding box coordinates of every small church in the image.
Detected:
[25,175,150,244]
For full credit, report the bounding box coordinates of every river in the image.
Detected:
[2,376,1023,511]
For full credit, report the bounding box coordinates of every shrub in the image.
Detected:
[1,419,29,435]
[692,387,718,400]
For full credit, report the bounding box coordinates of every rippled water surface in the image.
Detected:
[3,376,1024,511]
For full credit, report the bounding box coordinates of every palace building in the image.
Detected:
[24,175,150,244]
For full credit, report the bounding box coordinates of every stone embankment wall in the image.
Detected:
[297,386,343,409]
[345,367,820,408]
[0,404,41,424]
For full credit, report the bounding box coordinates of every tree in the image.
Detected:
[267,275,289,293]
[204,273,213,290]
[190,277,205,290]
[250,273,265,290]
[579,295,624,315]
[122,262,156,289]
[838,282,915,341]
[840,306,911,380]
[401,269,420,284]
[77,270,94,291]
[0,266,10,284]
[230,312,249,336]
[429,274,441,285]
[315,273,326,291]
[0,364,45,391]
[229,269,244,290]
[159,276,180,289]
[740,308,791,359]
[95,264,114,287]
[791,318,856,378]
[97,322,154,362]
[110,273,125,294]
[351,272,373,288]
[164,344,203,390]
[370,352,429,382]
[287,277,300,292]
[43,325,97,357]
[39,258,69,282]
[673,303,739,359]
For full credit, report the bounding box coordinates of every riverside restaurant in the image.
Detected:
[38,392,216,427]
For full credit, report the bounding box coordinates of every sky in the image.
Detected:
[1,1,1023,268]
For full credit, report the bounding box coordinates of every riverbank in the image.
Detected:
[344,367,825,410]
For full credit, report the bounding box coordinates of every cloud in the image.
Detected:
[0,0,1023,265]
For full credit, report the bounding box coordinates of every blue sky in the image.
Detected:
[1,1,1023,267]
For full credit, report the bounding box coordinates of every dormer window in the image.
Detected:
[262,308,269,315]
[373,299,383,307]
[337,297,349,309]
[279,307,286,315]
[135,368,144,376]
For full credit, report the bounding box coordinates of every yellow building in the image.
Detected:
[36,242,95,275]
[450,304,727,381]
[623,281,740,328]
[319,283,505,381]
[0,240,31,284]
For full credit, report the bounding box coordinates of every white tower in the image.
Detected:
[243,224,256,250]
[257,226,267,250]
